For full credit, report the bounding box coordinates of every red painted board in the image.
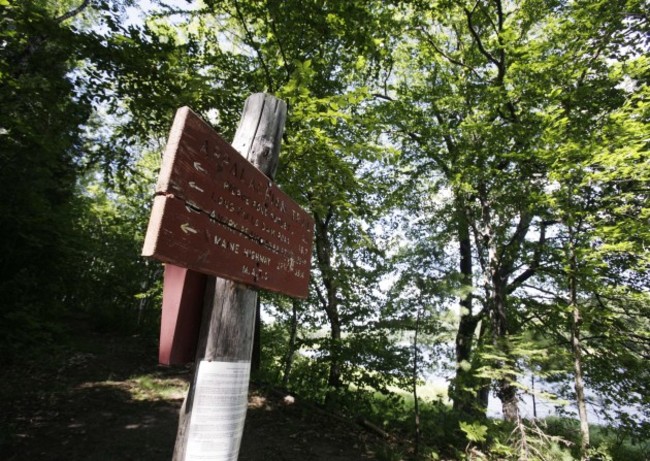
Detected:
[159,265,207,365]
[142,107,313,299]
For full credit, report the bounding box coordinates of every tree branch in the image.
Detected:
[232,0,275,92]
[464,7,500,68]
[371,94,453,178]
[414,26,481,78]
[265,7,293,85]
[372,93,395,102]
[313,279,329,311]
[500,209,533,275]
[507,220,547,294]
[54,0,90,23]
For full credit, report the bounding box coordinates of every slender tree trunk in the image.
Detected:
[572,308,590,459]
[479,194,522,422]
[413,304,422,456]
[531,373,537,419]
[568,226,590,458]
[54,0,90,23]
[281,299,300,387]
[475,318,491,411]
[323,298,342,408]
[313,207,343,406]
[326,311,342,389]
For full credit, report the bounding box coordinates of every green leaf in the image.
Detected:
[459,421,488,443]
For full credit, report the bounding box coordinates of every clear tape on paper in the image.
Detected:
[185,360,250,461]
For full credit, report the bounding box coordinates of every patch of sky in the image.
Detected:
[124,0,200,28]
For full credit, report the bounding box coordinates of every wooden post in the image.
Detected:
[172,93,287,461]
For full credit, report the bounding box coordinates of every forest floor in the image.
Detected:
[0,316,394,461]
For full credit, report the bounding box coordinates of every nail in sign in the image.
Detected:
[142,107,313,298]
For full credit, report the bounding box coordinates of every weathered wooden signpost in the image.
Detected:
[142,93,313,461]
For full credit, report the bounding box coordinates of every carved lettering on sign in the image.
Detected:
[143,107,313,298]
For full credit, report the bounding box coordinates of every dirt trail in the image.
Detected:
[1,326,383,460]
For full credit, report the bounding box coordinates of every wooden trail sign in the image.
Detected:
[143,106,313,298]
[142,94,307,461]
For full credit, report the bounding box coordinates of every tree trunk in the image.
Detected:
[281,298,300,387]
[531,373,537,419]
[412,304,422,456]
[568,225,590,459]
[492,271,519,422]
[475,317,491,412]
[498,375,520,422]
[450,202,486,417]
[326,310,343,389]
[451,314,481,414]
[324,300,342,408]
[313,207,343,406]
[572,308,590,459]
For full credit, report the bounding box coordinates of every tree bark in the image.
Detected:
[172,93,287,461]
[313,207,343,406]
[281,298,300,387]
[475,316,491,411]
[325,305,343,408]
[573,307,590,459]
[412,304,422,456]
[54,0,90,23]
[326,314,342,388]
[451,313,480,414]
[492,276,520,422]
[568,225,590,459]
[450,201,487,417]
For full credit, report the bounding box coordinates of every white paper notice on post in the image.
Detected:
[185,360,250,461]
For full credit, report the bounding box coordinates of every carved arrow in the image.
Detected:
[189,181,204,192]
[193,161,206,173]
[180,223,198,234]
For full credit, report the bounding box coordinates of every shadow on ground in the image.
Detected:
[1,324,384,461]
[4,385,180,461]
[241,390,378,461]
[1,330,187,461]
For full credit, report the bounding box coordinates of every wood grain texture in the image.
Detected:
[173,94,289,461]
[142,103,312,298]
